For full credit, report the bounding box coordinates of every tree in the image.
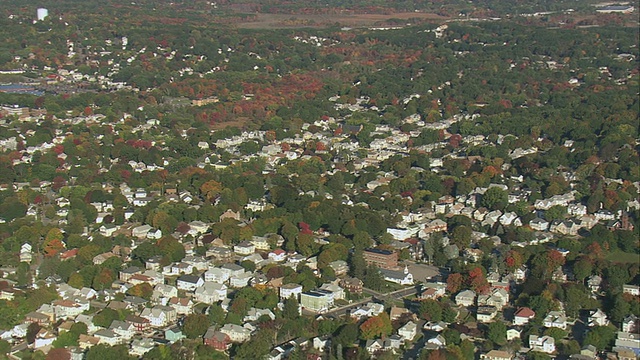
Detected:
[359,313,392,340]
[282,296,299,320]
[487,321,507,346]
[93,308,120,328]
[364,265,384,291]
[467,266,489,294]
[27,322,41,344]
[334,323,359,347]
[450,225,472,249]
[86,344,135,360]
[127,283,153,300]
[43,228,66,257]
[481,187,508,211]
[183,314,209,339]
[419,299,443,322]
[583,326,616,350]
[573,257,594,283]
[46,348,71,360]
[208,304,226,325]
[157,236,185,263]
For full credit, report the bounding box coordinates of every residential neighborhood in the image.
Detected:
[0,1,637,360]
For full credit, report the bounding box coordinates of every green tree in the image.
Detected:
[487,321,507,346]
[86,344,135,360]
[419,299,443,322]
[481,187,508,211]
[183,314,209,339]
[282,296,299,320]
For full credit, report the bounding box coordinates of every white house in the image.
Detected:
[194,282,228,304]
[513,307,536,326]
[398,321,418,341]
[220,323,251,342]
[176,275,204,291]
[455,290,476,307]
[204,268,230,284]
[543,311,568,329]
[280,283,303,300]
[588,309,609,327]
[529,335,555,353]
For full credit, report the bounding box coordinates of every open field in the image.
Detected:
[234,12,449,29]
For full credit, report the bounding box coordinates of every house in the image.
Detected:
[251,236,270,251]
[78,334,100,349]
[176,274,204,291]
[478,288,509,310]
[153,284,178,303]
[300,290,334,313]
[621,315,639,333]
[207,246,234,263]
[588,309,609,327]
[119,266,142,282]
[328,260,349,276]
[477,306,498,323]
[340,277,363,294]
[165,326,186,342]
[268,249,287,262]
[229,271,253,288]
[350,303,385,320]
[398,321,418,341]
[426,334,446,349]
[53,299,89,319]
[623,284,640,296]
[529,335,556,353]
[194,282,228,303]
[481,350,513,360]
[221,263,245,278]
[312,336,331,352]
[280,283,303,300]
[140,306,177,327]
[363,248,398,270]
[204,328,232,351]
[94,329,122,346]
[544,311,568,329]
[183,255,209,271]
[420,282,447,300]
[244,308,275,322]
[220,323,251,342]
[125,314,150,333]
[455,290,476,307]
[25,312,51,326]
[513,307,536,326]
[380,266,414,285]
[204,268,229,286]
[219,209,241,221]
[168,297,194,315]
[319,282,345,300]
[132,224,152,239]
[93,252,117,265]
[34,329,56,349]
[529,218,549,231]
[109,320,136,340]
[507,329,521,341]
[234,241,256,255]
[587,275,602,293]
[130,338,155,356]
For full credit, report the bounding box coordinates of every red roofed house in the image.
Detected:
[513,307,536,326]
[60,248,78,260]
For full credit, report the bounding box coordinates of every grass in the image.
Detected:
[605,250,640,264]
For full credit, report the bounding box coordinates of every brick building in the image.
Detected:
[363,248,398,269]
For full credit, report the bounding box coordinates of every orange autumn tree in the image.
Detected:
[359,313,392,340]
[467,266,490,294]
[43,228,65,257]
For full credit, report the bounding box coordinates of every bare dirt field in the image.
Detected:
[234,12,449,29]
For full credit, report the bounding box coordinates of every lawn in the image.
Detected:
[605,250,640,264]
